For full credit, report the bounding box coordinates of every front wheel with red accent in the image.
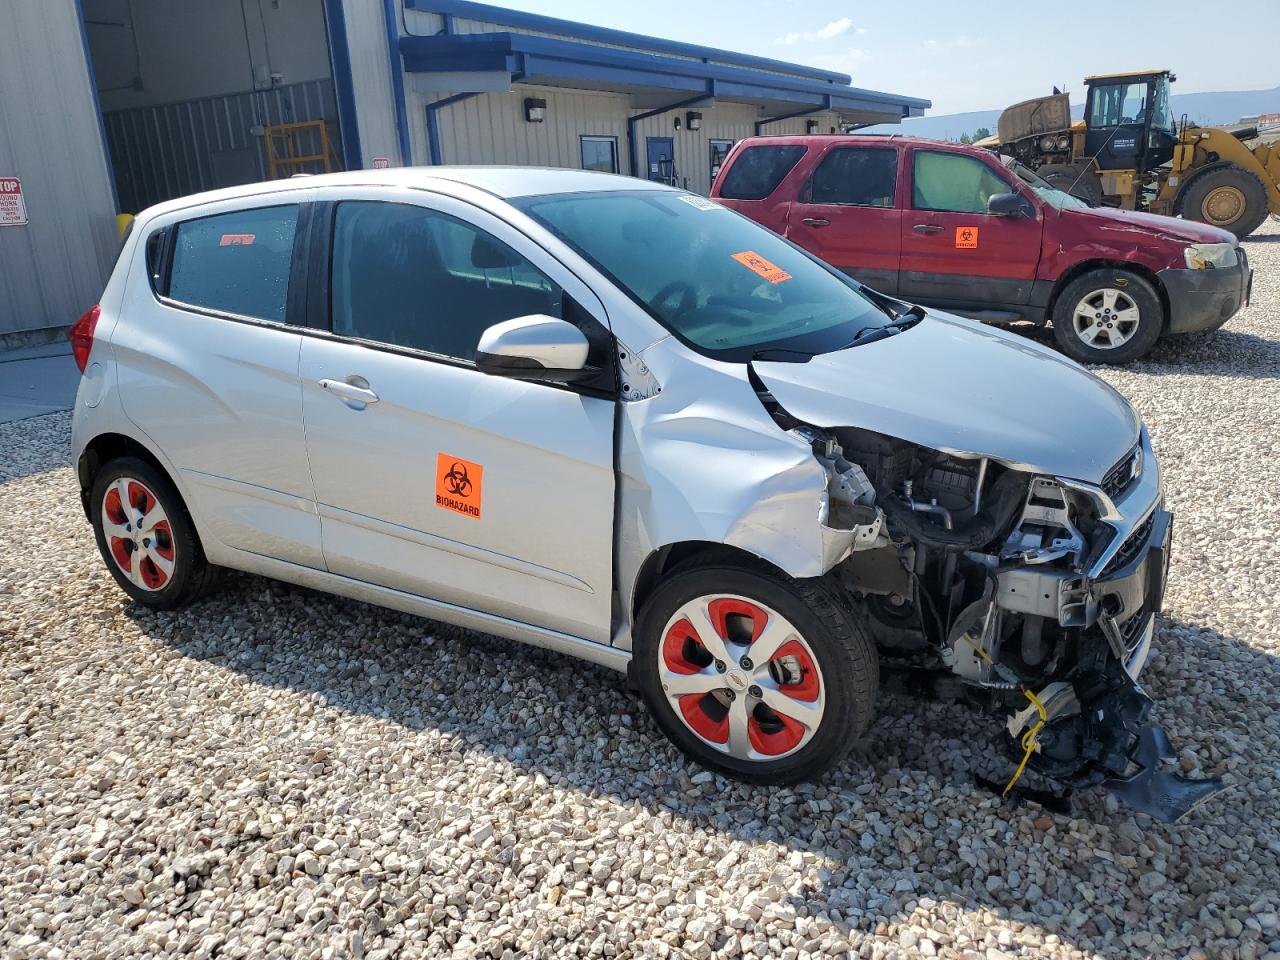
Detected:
[634,565,878,784]
[90,457,220,609]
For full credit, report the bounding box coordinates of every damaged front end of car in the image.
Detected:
[762,387,1224,822]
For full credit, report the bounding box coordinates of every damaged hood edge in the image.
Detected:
[752,312,1140,484]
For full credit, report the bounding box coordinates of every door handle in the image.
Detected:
[912,224,944,235]
[319,377,379,406]
[801,218,831,227]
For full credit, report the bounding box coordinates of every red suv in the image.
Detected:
[711,135,1253,364]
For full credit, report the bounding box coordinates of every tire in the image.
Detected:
[633,563,878,784]
[1037,163,1104,207]
[90,456,221,609]
[1175,165,1269,239]
[1051,268,1164,365]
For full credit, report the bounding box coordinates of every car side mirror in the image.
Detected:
[475,314,594,382]
[988,192,1033,217]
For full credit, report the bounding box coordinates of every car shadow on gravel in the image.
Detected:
[122,570,1276,957]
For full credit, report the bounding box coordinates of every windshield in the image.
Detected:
[1009,160,1088,210]
[1150,77,1175,132]
[512,190,889,361]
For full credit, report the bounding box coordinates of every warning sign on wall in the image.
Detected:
[0,178,28,226]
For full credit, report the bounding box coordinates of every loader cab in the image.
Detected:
[1084,71,1177,174]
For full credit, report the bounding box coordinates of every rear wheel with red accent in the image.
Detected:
[90,457,220,609]
[634,565,877,784]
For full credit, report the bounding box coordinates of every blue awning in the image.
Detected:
[398,30,930,123]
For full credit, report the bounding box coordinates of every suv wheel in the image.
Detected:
[90,457,220,609]
[1051,268,1163,365]
[633,564,877,784]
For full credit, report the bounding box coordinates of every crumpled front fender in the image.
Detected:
[614,357,858,645]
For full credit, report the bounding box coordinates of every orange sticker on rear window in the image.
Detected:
[955,226,979,249]
[731,250,792,284]
[219,234,256,246]
[435,453,483,519]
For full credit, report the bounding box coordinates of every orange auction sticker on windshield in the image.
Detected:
[219,234,256,246]
[435,453,483,519]
[731,250,792,284]
[955,226,979,249]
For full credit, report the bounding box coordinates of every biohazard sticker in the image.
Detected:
[731,250,792,284]
[219,234,256,246]
[435,453,484,519]
[955,226,979,249]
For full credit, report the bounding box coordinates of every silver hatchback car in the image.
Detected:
[70,168,1220,820]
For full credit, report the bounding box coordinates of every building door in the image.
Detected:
[646,137,676,185]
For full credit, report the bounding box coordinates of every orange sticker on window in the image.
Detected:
[955,226,979,249]
[435,453,484,519]
[219,233,256,246]
[731,250,792,284]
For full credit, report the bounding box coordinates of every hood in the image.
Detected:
[1058,203,1236,245]
[752,312,1140,484]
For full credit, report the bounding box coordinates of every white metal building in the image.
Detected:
[0,0,928,341]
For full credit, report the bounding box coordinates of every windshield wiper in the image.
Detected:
[750,347,816,363]
[845,306,927,347]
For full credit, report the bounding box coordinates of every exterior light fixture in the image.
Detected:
[686,111,703,131]
[524,98,547,123]
[806,119,820,134]
[674,116,681,130]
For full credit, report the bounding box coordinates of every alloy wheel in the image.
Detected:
[100,477,175,591]
[1072,288,1140,350]
[657,595,825,762]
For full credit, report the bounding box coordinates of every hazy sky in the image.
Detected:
[490,0,1280,116]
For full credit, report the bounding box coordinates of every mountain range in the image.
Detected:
[864,84,1280,141]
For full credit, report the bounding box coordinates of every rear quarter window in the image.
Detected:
[718,145,808,200]
[166,205,299,322]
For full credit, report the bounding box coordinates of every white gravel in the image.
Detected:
[3,222,1279,960]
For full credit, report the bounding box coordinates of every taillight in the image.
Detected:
[70,305,101,373]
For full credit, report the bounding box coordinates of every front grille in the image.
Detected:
[1101,445,1141,501]
[1101,512,1155,577]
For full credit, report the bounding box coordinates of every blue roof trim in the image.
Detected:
[405,0,853,85]
[400,33,931,116]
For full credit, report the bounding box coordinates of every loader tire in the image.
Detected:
[1038,163,1104,206]
[1175,164,1269,239]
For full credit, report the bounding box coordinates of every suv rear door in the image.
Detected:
[712,142,810,234]
[899,147,1044,309]
[785,144,903,294]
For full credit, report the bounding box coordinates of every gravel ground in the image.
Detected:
[3,222,1279,960]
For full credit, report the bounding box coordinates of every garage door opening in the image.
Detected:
[80,0,356,215]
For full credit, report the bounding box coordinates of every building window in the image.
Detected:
[709,140,734,185]
[580,136,619,174]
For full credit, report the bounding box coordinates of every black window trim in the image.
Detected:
[309,197,619,400]
[145,199,312,332]
[802,144,899,208]
[579,134,620,174]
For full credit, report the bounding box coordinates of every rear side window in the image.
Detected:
[329,201,562,361]
[911,151,1010,214]
[718,145,807,200]
[167,205,299,322]
[809,148,898,206]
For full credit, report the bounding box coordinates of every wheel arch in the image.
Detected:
[1045,259,1170,334]
[630,541,794,625]
[77,432,178,520]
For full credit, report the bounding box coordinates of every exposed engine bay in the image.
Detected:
[756,381,1225,822]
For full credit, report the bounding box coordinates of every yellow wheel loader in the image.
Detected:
[977,70,1280,238]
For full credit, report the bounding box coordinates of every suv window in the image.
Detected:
[809,147,897,206]
[718,145,807,200]
[167,205,299,322]
[330,201,562,361]
[911,151,1010,214]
